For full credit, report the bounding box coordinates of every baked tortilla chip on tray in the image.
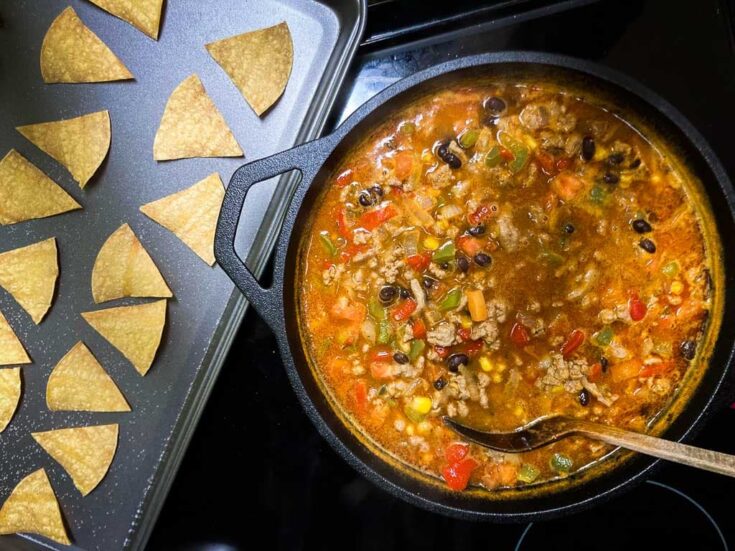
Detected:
[206,21,293,116]
[47,341,130,412]
[140,172,225,265]
[87,0,164,40]
[92,223,172,303]
[0,368,21,433]
[82,300,166,376]
[0,469,70,545]
[32,425,119,496]
[16,110,111,189]
[153,74,243,161]
[0,238,59,325]
[0,150,81,226]
[41,7,133,84]
[0,311,31,366]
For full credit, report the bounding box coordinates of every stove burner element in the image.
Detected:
[515,480,728,550]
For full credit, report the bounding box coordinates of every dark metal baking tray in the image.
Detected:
[0,0,365,549]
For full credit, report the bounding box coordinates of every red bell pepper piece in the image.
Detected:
[510,322,531,347]
[406,252,431,271]
[629,293,647,322]
[445,442,469,464]
[561,329,585,358]
[359,204,398,230]
[335,168,354,187]
[411,318,427,339]
[442,457,479,491]
[392,298,417,321]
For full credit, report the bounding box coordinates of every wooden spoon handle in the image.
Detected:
[573,420,735,478]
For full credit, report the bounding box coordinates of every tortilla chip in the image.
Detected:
[140,173,224,265]
[87,0,164,40]
[0,238,58,325]
[0,368,21,433]
[16,110,111,189]
[82,300,166,376]
[206,22,293,116]
[92,223,172,303]
[153,74,243,161]
[47,342,130,412]
[41,7,133,83]
[0,311,31,366]
[0,469,70,545]
[32,425,118,496]
[0,150,82,226]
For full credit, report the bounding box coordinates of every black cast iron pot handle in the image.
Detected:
[215,138,331,330]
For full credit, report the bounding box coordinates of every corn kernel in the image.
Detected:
[593,148,606,161]
[651,173,661,183]
[421,149,434,163]
[551,385,564,394]
[497,361,507,373]
[523,135,538,150]
[479,356,492,372]
[670,281,684,295]
[411,396,433,415]
[513,405,525,417]
[417,421,432,435]
[491,372,503,384]
[459,315,473,329]
[423,236,440,250]
[406,424,415,436]
[437,219,449,230]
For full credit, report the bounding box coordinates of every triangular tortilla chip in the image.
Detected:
[92,223,172,303]
[0,238,58,324]
[140,173,224,265]
[82,300,166,375]
[47,342,130,412]
[0,368,21,433]
[0,469,70,545]
[206,21,293,116]
[0,311,30,366]
[87,0,164,40]
[153,74,243,161]
[0,149,81,226]
[32,425,118,496]
[17,110,111,189]
[41,7,133,83]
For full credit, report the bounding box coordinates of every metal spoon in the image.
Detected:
[443,414,735,478]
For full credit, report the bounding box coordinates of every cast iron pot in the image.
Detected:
[214,52,735,521]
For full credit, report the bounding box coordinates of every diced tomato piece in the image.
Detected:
[556,157,572,171]
[394,151,414,180]
[457,235,483,256]
[445,442,469,464]
[392,298,417,321]
[510,322,531,347]
[639,361,674,378]
[336,208,352,240]
[335,168,354,187]
[457,327,472,342]
[370,348,392,362]
[359,204,398,230]
[406,252,431,271]
[330,300,367,322]
[442,457,479,492]
[352,380,368,412]
[412,319,427,339]
[629,293,647,322]
[535,150,556,174]
[499,147,514,161]
[464,339,484,357]
[434,346,449,359]
[587,362,602,383]
[561,329,586,358]
[370,361,393,379]
[552,172,586,201]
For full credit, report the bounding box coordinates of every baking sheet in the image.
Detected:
[0,1,364,549]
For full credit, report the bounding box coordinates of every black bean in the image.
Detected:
[358,190,374,207]
[608,152,625,165]
[482,115,499,128]
[444,153,462,169]
[578,389,590,406]
[434,377,447,390]
[436,142,449,158]
[473,253,492,267]
[603,172,620,184]
[629,158,641,169]
[563,223,575,234]
[422,276,436,290]
[393,352,410,364]
[369,184,384,197]
[398,286,411,299]
[440,262,450,270]
[447,353,469,372]
[379,286,397,304]
[600,356,609,372]
[680,339,696,361]
[456,254,470,273]
[632,219,652,233]
[581,136,595,161]
[468,225,486,236]
[639,238,656,253]
[484,96,506,114]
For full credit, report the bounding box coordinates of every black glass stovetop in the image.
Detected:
[149,1,735,549]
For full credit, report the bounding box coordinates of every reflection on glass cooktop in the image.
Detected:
[150,1,735,549]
